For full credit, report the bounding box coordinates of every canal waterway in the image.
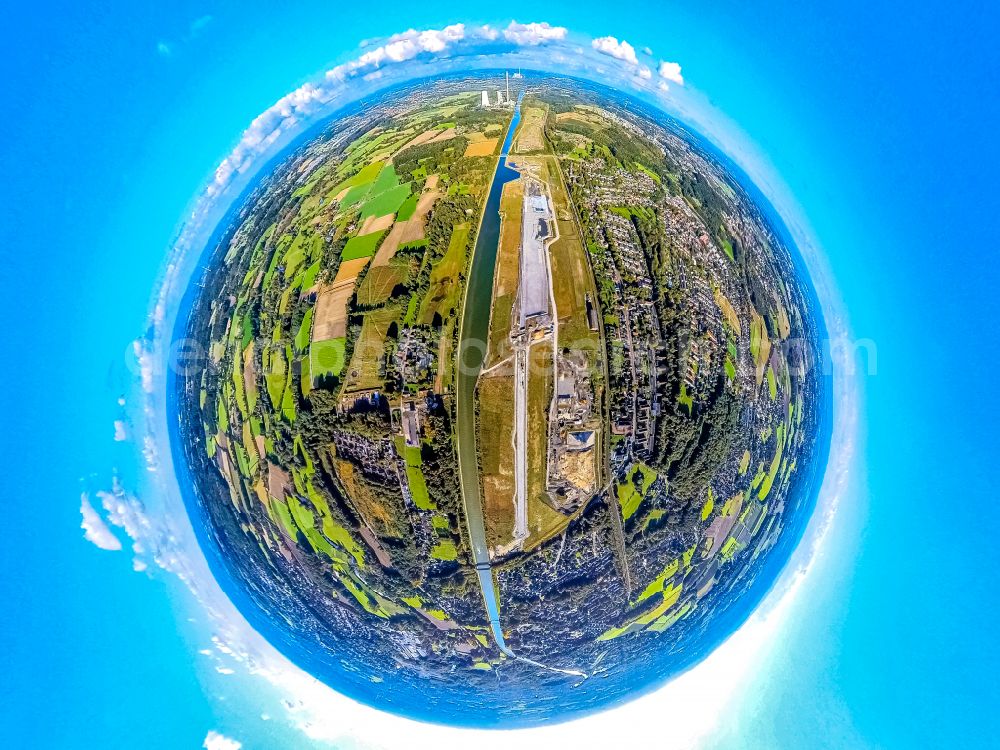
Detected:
[455,92,523,654]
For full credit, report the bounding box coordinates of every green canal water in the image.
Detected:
[455,92,523,652]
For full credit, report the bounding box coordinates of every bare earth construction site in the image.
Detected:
[175,72,829,726]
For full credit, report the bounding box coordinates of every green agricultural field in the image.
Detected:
[431,539,458,561]
[420,223,469,323]
[407,464,434,510]
[721,235,735,261]
[633,162,662,184]
[739,449,752,475]
[701,489,715,521]
[311,337,346,379]
[280,382,296,422]
[618,462,657,521]
[360,183,412,220]
[758,423,786,500]
[636,558,680,603]
[598,580,684,641]
[342,230,386,261]
[282,232,311,279]
[678,382,694,414]
[340,183,372,208]
[329,160,383,199]
[371,162,401,192]
[725,357,737,381]
[431,515,449,531]
[264,349,287,409]
[300,260,321,291]
[294,307,314,352]
[396,193,419,221]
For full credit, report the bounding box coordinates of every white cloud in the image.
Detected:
[156,41,171,57]
[638,66,653,80]
[94,477,199,585]
[80,493,122,551]
[132,339,154,394]
[203,730,241,750]
[504,21,567,45]
[476,25,499,41]
[356,24,466,67]
[658,60,684,85]
[642,46,653,57]
[592,36,639,66]
[114,420,128,441]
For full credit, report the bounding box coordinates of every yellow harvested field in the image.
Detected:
[428,127,456,143]
[526,340,553,514]
[242,343,258,409]
[396,127,440,153]
[434,331,453,393]
[396,214,428,246]
[369,181,441,269]
[312,258,369,340]
[398,186,441,244]
[359,212,395,235]
[464,138,499,157]
[334,257,371,285]
[370,222,409,267]
[772,292,792,339]
[266,461,291,501]
[714,288,742,334]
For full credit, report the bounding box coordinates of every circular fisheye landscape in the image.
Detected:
[173,71,829,727]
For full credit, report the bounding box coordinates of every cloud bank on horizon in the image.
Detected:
[206,20,684,201]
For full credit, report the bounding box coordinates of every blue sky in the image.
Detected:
[2,2,999,747]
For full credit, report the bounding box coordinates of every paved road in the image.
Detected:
[513,345,529,543]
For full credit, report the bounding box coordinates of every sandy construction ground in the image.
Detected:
[515,108,546,153]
